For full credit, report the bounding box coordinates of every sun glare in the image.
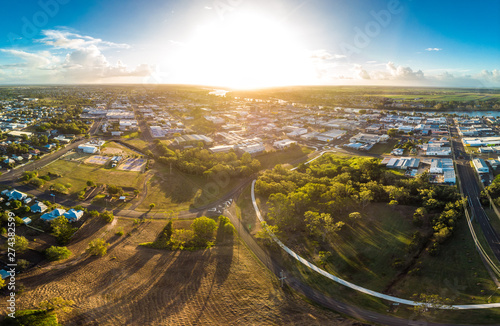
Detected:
[172,12,316,89]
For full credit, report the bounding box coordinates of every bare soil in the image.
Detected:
[0,217,365,326]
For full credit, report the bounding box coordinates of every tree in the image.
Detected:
[149,203,155,210]
[101,210,114,223]
[388,200,399,209]
[86,180,95,187]
[89,210,100,218]
[191,216,218,244]
[45,246,72,261]
[11,200,22,209]
[387,128,398,138]
[359,190,373,209]
[51,216,77,245]
[305,211,344,242]
[13,235,29,253]
[0,277,4,289]
[348,212,362,226]
[87,238,109,256]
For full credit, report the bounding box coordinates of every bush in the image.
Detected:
[12,235,29,253]
[87,238,109,256]
[191,216,218,244]
[101,210,114,223]
[89,210,100,218]
[29,177,45,188]
[45,246,72,261]
[51,183,69,194]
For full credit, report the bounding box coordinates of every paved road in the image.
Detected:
[0,140,87,183]
[4,138,497,324]
[225,204,493,326]
[451,134,500,261]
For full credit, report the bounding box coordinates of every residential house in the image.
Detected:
[30,201,48,213]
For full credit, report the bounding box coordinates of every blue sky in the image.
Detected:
[0,0,499,87]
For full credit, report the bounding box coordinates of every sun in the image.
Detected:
[170,12,316,89]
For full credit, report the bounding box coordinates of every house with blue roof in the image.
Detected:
[64,209,84,222]
[30,201,48,213]
[41,208,67,222]
[5,189,27,201]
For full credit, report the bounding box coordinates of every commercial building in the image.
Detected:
[316,129,346,142]
[463,137,500,147]
[350,133,389,144]
[473,158,489,174]
[273,139,297,150]
[78,144,99,154]
[174,134,213,146]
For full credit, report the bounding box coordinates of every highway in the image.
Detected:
[451,135,500,261]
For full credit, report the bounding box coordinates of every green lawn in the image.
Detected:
[392,217,500,305]
[122,138,150,152]
[252,200,500,324]
[257,146,313,170]
[368,139,398,155]
[37,160,147,195]
[100,141,140,156]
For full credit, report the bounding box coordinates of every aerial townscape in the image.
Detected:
[1,1,500,326]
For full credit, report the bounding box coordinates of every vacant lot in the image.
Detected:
[0,217,361,326]
[258,146,313,170]
[37,160,147,194]
[101,141,140,157]
[368,139,398,155]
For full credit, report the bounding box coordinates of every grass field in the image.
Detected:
[122,138,150,152]
[38,160,147,195]
[100,141,140,157]
[368,139,398,155]
[250,198,500,324]
[0,217,360,326]
[257,146,313,170]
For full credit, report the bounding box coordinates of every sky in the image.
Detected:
[0,0,499,88]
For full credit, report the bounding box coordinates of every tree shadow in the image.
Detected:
[66,248,212,326]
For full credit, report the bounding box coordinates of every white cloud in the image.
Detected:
[386,62,425,80]
[310,49,346,60]
[353,64,370,80]
[0,49,60,69]
[0,29,152,83]
[425,48,442,51]
[39,30,130,50]
[480,69,500,82]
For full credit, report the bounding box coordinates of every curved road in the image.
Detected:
[2,144,498,325]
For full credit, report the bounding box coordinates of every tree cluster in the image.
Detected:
[255,155,462,249]
[155,142,261,178]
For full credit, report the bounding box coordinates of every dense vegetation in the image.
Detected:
[36,107,89,135]
[154,140,261,178]
[256,155,464,255]
[143,216,234,250]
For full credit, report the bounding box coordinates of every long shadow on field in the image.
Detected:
[19,255,95,288]
[69,217,107,249]
[215,231,234,285]
[192,239,234,324]
[67,248,212,325]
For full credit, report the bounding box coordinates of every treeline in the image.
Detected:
[36,107,89,135]
[482,175,500,207]
[153,140,261,178]
[256,155,463,253]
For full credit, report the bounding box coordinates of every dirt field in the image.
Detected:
[0,217,365,326]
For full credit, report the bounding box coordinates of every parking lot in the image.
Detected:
[117,157,147,172]
[84,155,109,165]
